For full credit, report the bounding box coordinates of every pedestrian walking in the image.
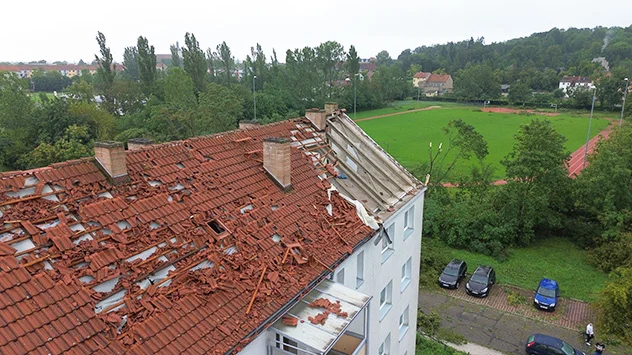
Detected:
[593,342,605,355]
[585,322,594,345]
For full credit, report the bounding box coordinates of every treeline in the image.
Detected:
[392,25,632,108]
[421,119,632,344]
[0,32,404,170]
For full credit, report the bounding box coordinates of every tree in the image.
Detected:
[195,83,242,134]
[19,125,92,168]
[430,119,489,183]
[454,64,500,101]
[182,33,208,93]
[508,80,532,105]
[137,36,157,95]
[205,48,216,82]
[122,46,139,81]
[170,44,181,68]
[500,119,571,243]
[575,124,632,239]
[346,45,360,76]
[316,41,345,98]
[597,266,632,345]
[375,50,392,67]
[94,32,117,114]
[216,41,235,87]
[0,74,36,168]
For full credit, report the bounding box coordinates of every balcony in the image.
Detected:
[270,279,370,355]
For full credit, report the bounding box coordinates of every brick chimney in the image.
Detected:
[324,102,339,115]
[127,138,154,151]
[263,138,292,191]
[94,141,129,184]
[239,120,260,130]
[305,109,327,131]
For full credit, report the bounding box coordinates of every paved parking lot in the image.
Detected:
[419,288,625,355]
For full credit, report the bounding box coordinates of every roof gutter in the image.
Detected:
[225,228,377,355]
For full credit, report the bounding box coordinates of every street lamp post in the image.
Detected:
[253,75,257,121]
[620,77,629,126]
[354,73,358,119]
[583,87,597,168]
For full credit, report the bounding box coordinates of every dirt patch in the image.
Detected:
[354,105,441,122]
[482,107,560,116]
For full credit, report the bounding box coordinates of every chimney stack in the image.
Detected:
[263,138,292,191]
[305,109,327,131]
[127,138,154,151]
[94,141,129,184]
[239,120,261,130]
[324,102,339,115]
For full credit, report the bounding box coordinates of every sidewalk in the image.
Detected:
[448,340,506,355]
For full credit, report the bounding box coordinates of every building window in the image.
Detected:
[401,257,412,292]
[356,251,364,288]
[379,281,393,320]
[336,268,345,284]
[381,224,394,263]
[378,333,391,355]
[275,333,298,354]
[399,306,410,340]
[403,206,414,240]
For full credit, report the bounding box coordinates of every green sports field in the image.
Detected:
[356,105,610,179]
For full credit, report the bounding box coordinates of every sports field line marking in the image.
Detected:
[354,105,441,122]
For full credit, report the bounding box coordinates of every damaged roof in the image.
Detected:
[0,118,378,354]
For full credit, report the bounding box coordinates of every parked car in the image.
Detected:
[438,259,467,289]
[533,278,560,311]
[465,265,495,297]
[525,333,585,355]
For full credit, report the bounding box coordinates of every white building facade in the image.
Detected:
[239,108,426,355]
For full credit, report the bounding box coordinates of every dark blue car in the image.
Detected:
[526,333,584,355]
[533,278,560,311]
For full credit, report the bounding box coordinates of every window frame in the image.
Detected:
[356,251,364,288]
[398,306,410,340]
[379,281,393,320]
[401,257,412,292]
[403,206,414,240]
[381,224,395,263]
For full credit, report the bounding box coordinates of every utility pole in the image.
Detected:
[253,75,257,121]
[583,87,597,168]
[620,78,629,126]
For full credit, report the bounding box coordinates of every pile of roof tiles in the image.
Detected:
[0,119,373,354]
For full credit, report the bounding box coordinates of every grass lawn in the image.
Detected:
[353,101,439,120]
[445,238,607,301]
[356,106,610,179]
[29,92,56,103]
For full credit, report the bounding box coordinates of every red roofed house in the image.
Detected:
[0,103,425,355]
[413,72,431,88]
[423,74,453,96]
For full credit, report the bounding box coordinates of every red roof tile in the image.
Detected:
[0,118,375,354]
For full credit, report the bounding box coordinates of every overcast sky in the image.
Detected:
[1,0,630,64]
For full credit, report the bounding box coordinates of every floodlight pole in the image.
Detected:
[583,87,597,168]
[620,77,629,126]
[354,73,358,119]
[253,75,257,121]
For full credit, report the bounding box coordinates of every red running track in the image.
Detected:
[567,127,612,177]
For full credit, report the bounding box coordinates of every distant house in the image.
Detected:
[423,74,453,96]
[413,72,431,88]
[501,84,511,96]
[360,61,377,80]
[0,64,100,79]
[559,76,594,96]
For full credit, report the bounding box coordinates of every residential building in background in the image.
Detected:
[0,104,425,354]
[559,75,595,96]
[414,72,454,96]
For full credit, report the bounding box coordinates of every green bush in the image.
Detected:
[506,289,527,307]
[416,334,467,355]
[420,237,452,287]
[417,310,441,336]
